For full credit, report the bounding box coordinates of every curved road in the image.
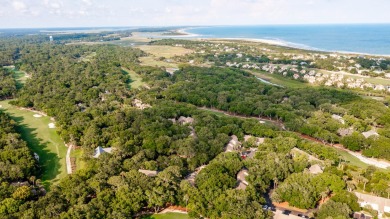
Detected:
[199,107,390,169]
[66,144,73,174]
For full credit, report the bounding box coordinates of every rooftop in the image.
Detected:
[93,146,113,158]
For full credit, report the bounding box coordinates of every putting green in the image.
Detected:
[0,100,67,188]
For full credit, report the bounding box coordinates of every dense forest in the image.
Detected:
[0,68,17,100]
[1,33,390,218]
[0,111,40,216]
[163,66,390,159]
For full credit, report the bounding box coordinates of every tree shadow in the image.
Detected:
[10,114,62,190]
[121,68,135,89]
[11,70,26,90]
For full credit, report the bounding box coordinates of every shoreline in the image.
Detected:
[175,28,390,57]
[211,37,390,57]
[172,28,200,38]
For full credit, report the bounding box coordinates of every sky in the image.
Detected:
[0,0,390,28]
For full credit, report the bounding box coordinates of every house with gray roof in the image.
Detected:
[93,146,113,158]
[362,130,379,139]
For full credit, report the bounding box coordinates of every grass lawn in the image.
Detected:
[0,100,67,188]
[79,52,97,62]
[336,149,370,169]
[142,213,189,219]
[70,148,87,171]
[250,71,308,88]
[136,45,192,68]
[4,66,29,88]
[121,67,146,89]
[139,56,179,68]
[136,45,193,58]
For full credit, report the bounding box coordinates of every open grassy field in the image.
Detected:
[136,45,193,68]
[4,66,29,88]
[136,45,193,58]
[336,149,370,169]
[79,52,97,62]
[121,67,146,89]
[139,56,179,68]
[0,100,67,188]
[250,71,308,88]
[70,148,87,171]
[142,213,189,219]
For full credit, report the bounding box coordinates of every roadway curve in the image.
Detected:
[199,107,390,169]
[66,144,72,174]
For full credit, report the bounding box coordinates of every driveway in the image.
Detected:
[273,210,305,219]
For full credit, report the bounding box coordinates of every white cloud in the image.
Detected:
[0,0,389,28]
[12,0,27,12]
[81,0,92,6]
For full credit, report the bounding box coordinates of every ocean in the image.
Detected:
[183,24,390,55]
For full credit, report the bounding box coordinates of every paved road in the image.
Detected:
[199,106,390,169]
[66,144,72,174]
[274,210,305,219]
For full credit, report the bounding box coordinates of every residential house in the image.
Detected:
[308,164,323,175]
[362,130,379,139]
[138,169,159,177]
[236,169,249,190]
[355,192,390,216]
[225,135,242,153]
[93,146,113,158]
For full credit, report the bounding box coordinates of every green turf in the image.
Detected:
[79,52,97,62]
[70,148,87,171]
[121,67,146,89]
[336,149,370,169]
[250,71,307,88]
[4,66,29,89]
[142,212,189,219]
[0,100,67,188]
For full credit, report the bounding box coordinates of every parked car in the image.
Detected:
[282,210,291,215]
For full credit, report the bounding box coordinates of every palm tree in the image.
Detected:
[362,177,369,192]
[36,179,42,187]
[273,177,279,189]
[338,162,346,170]
[347,181,356,192]
[29,176,36,187]
[386,187,390,199]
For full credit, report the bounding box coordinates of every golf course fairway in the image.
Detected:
[0,100,67,188]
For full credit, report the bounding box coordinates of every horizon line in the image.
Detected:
[1,22,390,30]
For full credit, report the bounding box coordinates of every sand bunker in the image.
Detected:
[0,105,2,108]
[33,114,42,118]
[48,123,56,129]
